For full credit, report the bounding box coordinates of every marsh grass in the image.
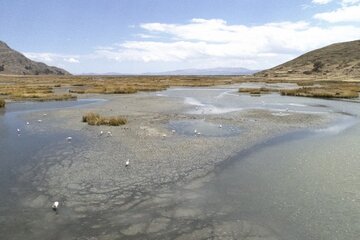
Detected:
[82,112,127,126]
[0,75,359,101]
[0,99,5,108]
[238,87,275,95]
[281,87,359,98]
[12,93,77,101]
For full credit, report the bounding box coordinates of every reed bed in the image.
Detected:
[0,99,5,108]
[280,87,359,99]
[238,87,275,95]
[0,74,359,101]
[82,112,127,126]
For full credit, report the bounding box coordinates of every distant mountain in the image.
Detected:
[0,41,70,75]
[81,67,259,76]
[255,40,360,79]
[146,67,259,75]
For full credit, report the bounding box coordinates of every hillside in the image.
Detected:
[0,41,70,75]
[255,40,360,80]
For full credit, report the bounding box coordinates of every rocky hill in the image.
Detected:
[0,41,70,75]
[255,40,360,80]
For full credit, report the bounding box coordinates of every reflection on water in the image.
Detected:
[158,86,340,115]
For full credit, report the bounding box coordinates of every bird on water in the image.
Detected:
[52,201,59,212]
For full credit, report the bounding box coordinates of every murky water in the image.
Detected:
[194,122,360,239]
[0,100,100,203]
[1,87,359,239]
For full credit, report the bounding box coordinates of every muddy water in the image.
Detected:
[0,100,99,208]
[0,88,359,239]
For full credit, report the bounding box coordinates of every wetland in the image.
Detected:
[0,84,359,239]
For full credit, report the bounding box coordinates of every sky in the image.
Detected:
[0,0,360,74]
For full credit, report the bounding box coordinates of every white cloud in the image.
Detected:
[24,52,80,64]
[312,0,333,4]
[312,0,360,5]
[94,18,360,69]
[64,57,80,63]
[24,52,56,62]
[22,14,360,73]
[314,4,360,22]
[341,0,360,6]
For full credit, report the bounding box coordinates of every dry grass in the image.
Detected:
[0,99,5,108]
[82,112,127,126]
[0,75,241,101]
[0,74,359,101]
[281,87,359,98]
[0,83,77,101]
[238,87,275,95]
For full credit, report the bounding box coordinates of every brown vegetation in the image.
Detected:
[0,74,359,102]
[281,87,359,99]
[82,112,127,126]
[0,75,242,101]
[0,99,5,108]
[238,87,276,95]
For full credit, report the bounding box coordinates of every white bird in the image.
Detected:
[194,129,197,134]
[219,124,222,128]
[52,201,59,212]
[17,128,21,133]
[197,132,201,135]
[162,134,167,138]
[66,136,72,141]
[26,122,30,125]
[38,119,42,123]
[107,131,112,136]
[43,113,47,116]
[125,159,130,167]
[100,130,104,136]
[171,129,176,134]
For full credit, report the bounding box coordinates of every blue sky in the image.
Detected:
[1,0,359,74]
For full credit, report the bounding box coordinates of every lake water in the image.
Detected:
[0,87,359,239]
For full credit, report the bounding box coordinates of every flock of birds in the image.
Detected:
[17,112,127,214]
[18,110,224,214]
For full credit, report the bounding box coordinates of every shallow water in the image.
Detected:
[158,86,348,115]
[1,88,359,239]
[197,122,360,239]
[168,119,241,137]
[0,100,100,205]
